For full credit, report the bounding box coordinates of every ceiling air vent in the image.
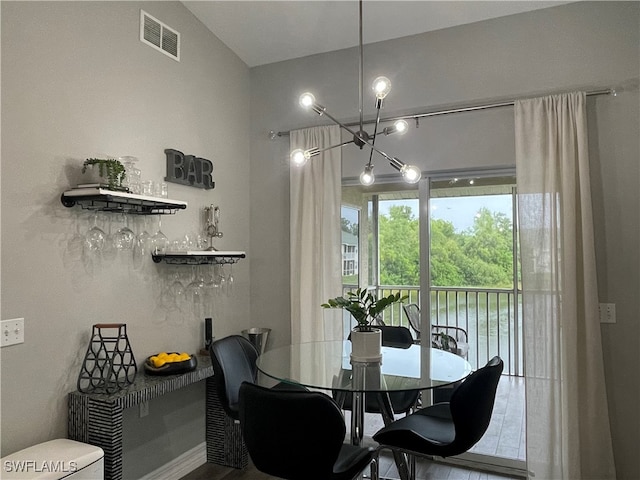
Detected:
[140,10,180,61]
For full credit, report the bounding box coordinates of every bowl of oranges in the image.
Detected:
[144,352,197,375]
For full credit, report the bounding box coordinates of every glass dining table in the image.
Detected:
[256,340,472,480]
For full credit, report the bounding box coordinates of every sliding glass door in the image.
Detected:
[342,170,526,475]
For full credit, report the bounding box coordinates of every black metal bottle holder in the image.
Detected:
[77,323,137,394]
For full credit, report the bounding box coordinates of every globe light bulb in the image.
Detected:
[394,119,408,134]
[359,165,375,186]
[400,164,421,184]
[290,149,308,166]
[299,92,316,109]
[384,119,409,136]
[372,76,391,100]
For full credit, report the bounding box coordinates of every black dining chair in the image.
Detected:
[209,335,259,420]
[209,334,306,420]
[373,356,503,479]
[239,382,378,480]
[336,325,419,416]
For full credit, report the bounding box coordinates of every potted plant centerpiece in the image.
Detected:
[322,288,407,362]
[81,158,126,191]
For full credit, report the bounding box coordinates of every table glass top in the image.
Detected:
[256,341,472,393]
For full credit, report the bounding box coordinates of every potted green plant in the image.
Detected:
[82,158,126,190]
[322,288,407,361]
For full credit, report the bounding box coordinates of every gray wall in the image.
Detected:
[249,2,639,478]
[1,2,250,477]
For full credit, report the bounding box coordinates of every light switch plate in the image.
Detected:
[599,303,616,324]
[1,318,25,347]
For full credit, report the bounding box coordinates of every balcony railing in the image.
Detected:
[343,285,524,376]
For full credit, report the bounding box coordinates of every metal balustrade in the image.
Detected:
[343,285,524,376]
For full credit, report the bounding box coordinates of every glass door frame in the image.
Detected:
[419,168,526,476]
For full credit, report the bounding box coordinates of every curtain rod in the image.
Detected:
[270,88,614,138]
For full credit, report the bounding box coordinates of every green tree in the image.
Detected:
[341,217,359,236]
[430,219,465,286]
[378,205,419,285]
[459,208,513,287]
[376,202,514,289]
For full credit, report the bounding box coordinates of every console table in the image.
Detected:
[68,355,247,480]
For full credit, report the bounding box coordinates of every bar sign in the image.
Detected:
[164,148,215,190]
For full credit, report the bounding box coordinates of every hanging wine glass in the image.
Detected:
[114,212,135,250]
[216,264,227,295]
[186,266,205,319]
[65,213,86,261]
[137,216,151,250]
[85,212,105,253]
[102,214,118,261]
[226,263,235,295]
[169,267,187,312]
[132,216,152,269]
[151,216,168,254]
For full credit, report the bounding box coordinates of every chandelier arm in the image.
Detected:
[367,102,384,165]
[307,139,356,156]
[321,107,398,165]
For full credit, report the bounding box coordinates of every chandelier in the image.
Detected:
[290,0,421,186]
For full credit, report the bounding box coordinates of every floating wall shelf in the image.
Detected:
[152,251,246,265]
[61,188,188,215]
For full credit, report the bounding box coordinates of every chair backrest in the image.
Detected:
[431,325,469,359]
[239,382,346,480]
[402,303,421,337]
[379,325,414,348]
[209,335,258,420]
[449,356,503,454]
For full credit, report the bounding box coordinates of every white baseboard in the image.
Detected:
[138,442,207,480]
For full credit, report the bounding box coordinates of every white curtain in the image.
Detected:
[290,125,343,343]
[515,92,616,480]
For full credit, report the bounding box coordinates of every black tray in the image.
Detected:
[144,353,197,375]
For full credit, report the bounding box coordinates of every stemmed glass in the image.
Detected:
[85,212,105,253]
[137,217,151,250]
[102,215,117,261]
[216,264,227,295]
[151,216,169,254]
[132,216,152,269]
[186,266,205,318]
[169,267,187,312]
[114,213,135,250]
[65,213,85,261]
[226,264,235,295]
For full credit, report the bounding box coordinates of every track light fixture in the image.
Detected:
[290,0,421,186]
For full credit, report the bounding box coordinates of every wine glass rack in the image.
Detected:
[61,187,187,215]
[152,250,246,265]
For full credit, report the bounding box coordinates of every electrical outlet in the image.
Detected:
[599,303,616,324]
[1,318,25,347]
[139,402,149,418]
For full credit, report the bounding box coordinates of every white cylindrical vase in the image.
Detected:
[350,328,382,362]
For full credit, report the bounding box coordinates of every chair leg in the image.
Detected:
[409,454,416,480]
[369,456,379,480]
